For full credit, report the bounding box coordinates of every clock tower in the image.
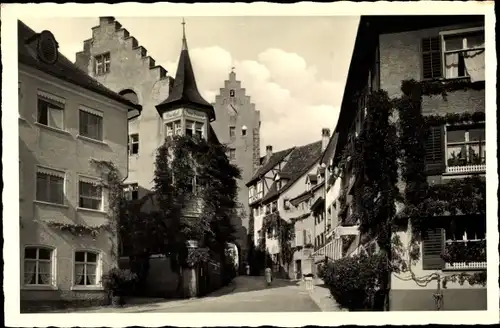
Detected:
[211,68,261,252]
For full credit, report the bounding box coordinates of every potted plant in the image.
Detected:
[102,267,138,307]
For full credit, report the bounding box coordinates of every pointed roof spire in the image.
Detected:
[156,18,215,121]
[181,17,188,50]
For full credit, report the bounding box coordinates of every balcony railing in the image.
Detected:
[446,164,486,174]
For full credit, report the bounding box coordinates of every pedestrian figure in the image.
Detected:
[265,267,272,287]
[246,264,250,276]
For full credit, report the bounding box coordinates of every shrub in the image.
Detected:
[102,268,138,296]
[322,253,387,311]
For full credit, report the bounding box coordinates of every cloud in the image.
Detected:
[164,46,342,154]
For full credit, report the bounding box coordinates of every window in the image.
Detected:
[74,251,99,286]
[186,120,194,137]
[174,121,182,135]
[230,89,235,97]
[242,126,247,136]
[446,124,485,168]
[79,109,103,141]
[24,246,53,286]
[442,29,485,81]
[195,122,203,139]
[95,53,110,75]
[128,134,139,155]
[124,183,139,200]
[257,181,263,199]
[229,126,236,138]
[36,168,65,204]
[229,148,236,160]
[79,179,102,210]
[37,92,65,130]
[422,37,442,79]
[444,218,486,269]
[165,120,181,138]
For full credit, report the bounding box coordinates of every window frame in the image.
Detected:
[22,245,56,288]
[36,91,66,130]
[124,183,139,201]
[72,250,102,288]
[79,108,104,142]
[128,133,139,155]
[95,52,111,76]
[439,27,485,80]
[35,166,66,205]
[444,123,486,170]
[228,148,236,161]
[78,176,103,211]
[229,126,236,138]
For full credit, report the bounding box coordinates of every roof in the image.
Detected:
[319,132,339,165]
[156,30,215,121]
[18,20,142,112]
[261,140,323,203]
[246,147,295,187]
[332,15,484,166]
[289,180,325,207]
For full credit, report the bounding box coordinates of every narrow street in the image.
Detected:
[71,276,335,313]
[155,276,322,312]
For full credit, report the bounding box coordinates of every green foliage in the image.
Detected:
[260,211,295,266]
[102,267,138,296]
[152,135,241,269]
[395,79,487,288]
[322,253,387,311]
[46,221,109,238]
[442,240,486,264]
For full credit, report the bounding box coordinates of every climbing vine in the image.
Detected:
[45,159,124,259]
[153,135,241,270]
[326,77,487,310]
[395,78,487,289]
[259,211,295,267]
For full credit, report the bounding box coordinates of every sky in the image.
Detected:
[21,16,360,154]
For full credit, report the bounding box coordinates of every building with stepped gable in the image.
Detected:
[74,17,245,296]
[210,70,261,254]
[75,17,256,256]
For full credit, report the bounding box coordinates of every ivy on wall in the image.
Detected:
[259,211,295,268]
[326,77,487,310]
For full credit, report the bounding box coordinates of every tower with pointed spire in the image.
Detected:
[211,67,261,252]
[156,19,216,141]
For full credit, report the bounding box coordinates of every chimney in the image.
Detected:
[322,128,331,151]
[266,145,273,162]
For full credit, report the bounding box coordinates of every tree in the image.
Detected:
[150,135,241,295]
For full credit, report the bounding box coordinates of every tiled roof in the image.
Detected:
[156,35,215,121]
[246,147,295,186]
[261,140,323,202]
[18,20,142,111]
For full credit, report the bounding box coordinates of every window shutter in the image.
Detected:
[422,37,442,79]
[422,228,445,270]
[424,125,446,175]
